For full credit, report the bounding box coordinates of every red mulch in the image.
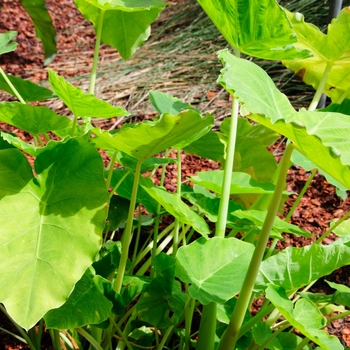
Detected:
[0,0,349,348]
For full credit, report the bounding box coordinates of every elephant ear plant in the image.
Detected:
[0,0,350,350]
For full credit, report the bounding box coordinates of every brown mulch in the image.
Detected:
[0,0,350,348]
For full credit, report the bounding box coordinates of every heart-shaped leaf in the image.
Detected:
[176,237,254,304]
[0,138,108,329]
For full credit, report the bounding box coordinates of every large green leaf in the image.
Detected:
[0,31,17,55]
[141,179,210,236]
[175,237,254,304]
[196,0,311,60]
[217,49,350,190]
[282,8,350,102]
[20,0,56,65]
[91,110,213,160]
[0,138,108,330]
[0,73,56,102]
[0,102,71,135]
[266,285,343,350]
[48,70,128,118]
[44,270,112,329]
[74,0,167,60]
[188,170,276,195]
[255,244,350,294]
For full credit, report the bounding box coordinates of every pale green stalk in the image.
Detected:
[337,85,350,104]
[134,222,175,268]
[76,328,103,350]
[70,113,79,137]
[110,318,133,350]
[184,296,196,350]
[173,148,182,257]
[197,64,240,350]
[88,327,102,350]
[49,329,63,350]
[316,210,350,244]
[215,97,240,237]
[158,325,174,349]
[136,223,190,276]
[294,335,311,350]
[131,207,142,265]
[114,159,143,293]
[217,143,295,350]
[326,309,350,325]
[89,9,105,95]
[308,60,333,111]
[0,67,26,104]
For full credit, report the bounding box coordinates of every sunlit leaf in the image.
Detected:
[282,8,350,102]
[0,138,108,329]
[92,110,213,160]
[266,285,343,350]
[197,0,311,59]
[217,49,350,190]
[255,244,350,293]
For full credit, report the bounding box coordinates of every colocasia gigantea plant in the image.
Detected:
[0,0,350,349]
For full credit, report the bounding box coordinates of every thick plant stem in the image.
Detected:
[0,67,26,104]
[316,210,350,244]
[113,159,142,294]
[76,328,103,350]
[195,302,218,350]
[216,97,240,237]
[217,143,295,350]
[89,9,105,95]
[173,148,182,257]
[197,66,240,350]
[308,60,333,111]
